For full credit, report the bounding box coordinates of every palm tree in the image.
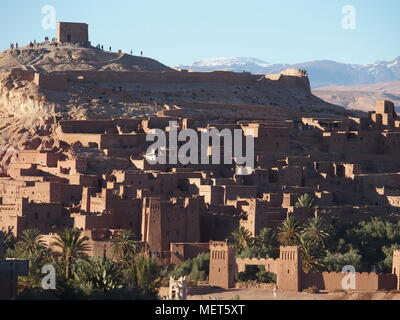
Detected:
[5,230,51,291]
[277,216,301,246]
[298,236,326,273]
[295,194,317,209]
[111,230,137,266]
[0,230,15,258]
[51,228,90,279]
[255,228,278,257]
[18,229,46,256]
[231,227,253,254]
[18,250,51,291]
[302,216,330,247]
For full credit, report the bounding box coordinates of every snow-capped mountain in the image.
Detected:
[179,56,400,88]
[190,57,271,69]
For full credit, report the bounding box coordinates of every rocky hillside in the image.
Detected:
[0,43,173,73]
[313,81,400,112]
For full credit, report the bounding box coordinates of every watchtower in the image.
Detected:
[57,22,89,44]
[277,246,302,292]
[209,241,237,288]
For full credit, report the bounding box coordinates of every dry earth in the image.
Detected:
[0,43,173,73]
[313,81,400,112]
[159,286,400,300]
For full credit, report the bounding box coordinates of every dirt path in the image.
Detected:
[159,286,400,300]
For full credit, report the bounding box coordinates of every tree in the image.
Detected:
[17,250,51,291]
[111,230,137,266]
[323,248,363,272]
[231,227,253,254]
[295,194,317,209]
[51,228,90,279]
[171,252,210,282]
[277,216,301,246]
[299,236,326,273]
[255,228,278,258]
[5,230,51,291]
[302,216,330,248]
[75,257,123,293]
[132,255,161,298]
[379,244,400,273]
[0,230,15,258]
[345,218,400,272]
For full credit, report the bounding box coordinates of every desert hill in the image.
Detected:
[0,43,173,73]
[313,81,400,112]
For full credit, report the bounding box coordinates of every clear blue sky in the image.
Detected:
[0,0,399,66]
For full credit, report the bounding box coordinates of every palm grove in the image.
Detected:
[0,229,162,299]
[1,194,400,298]
[231,194,400,283]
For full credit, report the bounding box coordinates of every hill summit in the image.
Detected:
[0,43,173,73]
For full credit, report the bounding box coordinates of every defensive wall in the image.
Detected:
[10,68,310,92]
[209,241,400,292]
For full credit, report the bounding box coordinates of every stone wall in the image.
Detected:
[170,242,209,265]
[34,73,68,91]
[209,244,400,292]
[27,68,310,93]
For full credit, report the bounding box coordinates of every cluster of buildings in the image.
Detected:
[3,21,400,299]
[1,100,400,264]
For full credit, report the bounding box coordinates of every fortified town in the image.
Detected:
[1,22,400,299]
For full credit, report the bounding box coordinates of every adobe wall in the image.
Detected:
[29,69,310,94]
[170,242,209,265]
[200,214,240,242]
[10,68,35,81]
[209,244,400,292]
[55,127,103,147]
[60,120,115,133]
[49,70,256,85]
[236,258,279,274]
[34,73,68,91]
[17,150,59,168]
[301,272,397,291]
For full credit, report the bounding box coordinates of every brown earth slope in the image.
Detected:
[0,43,173,73]
[313,81,400,112]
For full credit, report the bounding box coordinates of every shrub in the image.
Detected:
[235,266,276,284]
[171,253,210,282]
[303,286,319,294]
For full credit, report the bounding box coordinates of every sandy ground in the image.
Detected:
[159,286,400,300]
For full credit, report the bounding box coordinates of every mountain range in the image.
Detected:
[179,56,400,88]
